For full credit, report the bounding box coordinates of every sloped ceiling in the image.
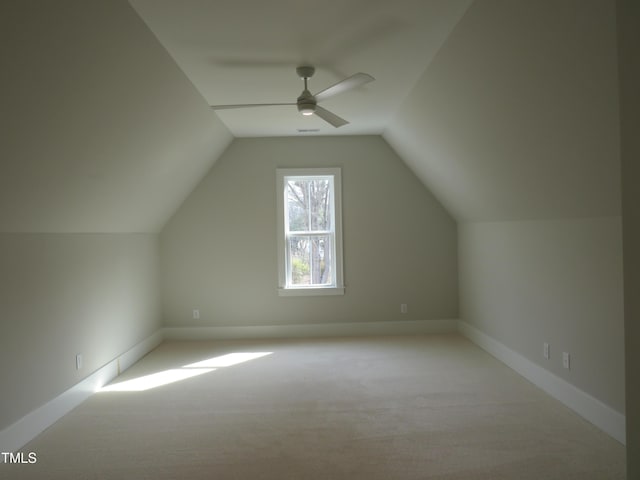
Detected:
[384,0,621,222]
[129,0,473,137]
[1,0,232,233]
[131,0,621,223]
[2,0,621,232]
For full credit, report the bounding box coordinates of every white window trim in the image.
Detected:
[276,168,344,296]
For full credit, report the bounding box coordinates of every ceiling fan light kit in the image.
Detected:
[298,104,316,116]
[210,65,374,128]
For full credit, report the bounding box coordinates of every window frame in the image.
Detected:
[276,168,344,296]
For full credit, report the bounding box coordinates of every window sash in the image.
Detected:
[284,176,334,234]
[285,234,334,287]
[276,168,344,296]
[283,175,336,288]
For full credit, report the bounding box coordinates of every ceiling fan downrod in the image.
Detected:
[296,66,317,116]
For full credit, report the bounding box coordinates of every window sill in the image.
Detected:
[278,286,345,297]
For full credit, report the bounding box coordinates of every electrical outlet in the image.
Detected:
[400,304,408,314]
[193,309,200,320]
[562,352,570,369]
[76,354,83,370]
[543,342,550,360]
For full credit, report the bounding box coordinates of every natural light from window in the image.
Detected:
[99,368,215,392]
[184,352,272,368]
[98,352,273,392]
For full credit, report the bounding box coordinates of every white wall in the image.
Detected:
[617,0,640,472]
[459,218,625,413]
[0,234,161,432]
[161,136,457,329]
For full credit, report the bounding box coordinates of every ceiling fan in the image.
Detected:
[210,66,374,128]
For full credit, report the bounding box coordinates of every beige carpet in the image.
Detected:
[2,334,625,479]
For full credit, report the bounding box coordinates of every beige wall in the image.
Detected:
[618,0,640,474]
[459,218,625,412]
[161,136,457,327]
[0,234,161,431]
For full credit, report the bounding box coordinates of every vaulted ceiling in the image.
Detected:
[2,0,232,233]
[383,0,620,221]
[129,0,472,137]
[1,0,621,232]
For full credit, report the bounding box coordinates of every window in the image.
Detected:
[276,168,344,296]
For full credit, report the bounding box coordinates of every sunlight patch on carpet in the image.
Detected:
[98,352,273,393]
[184,352,272,368]
[99,368,215,392]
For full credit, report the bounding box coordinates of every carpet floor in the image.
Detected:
[1,334,625,479]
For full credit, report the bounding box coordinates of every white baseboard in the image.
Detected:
[0,330,164,454]
[457,321,626,444]
[164,319,458,340]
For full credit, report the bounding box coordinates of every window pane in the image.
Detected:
[288,236,310,285]
[288,235,333,286]
[309,178,332,231]
[286,180,309,231]
[311,235,333,285]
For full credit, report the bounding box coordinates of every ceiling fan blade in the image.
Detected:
[211,103,295,110]
[314,106,349,128]
[313,73,374,103]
